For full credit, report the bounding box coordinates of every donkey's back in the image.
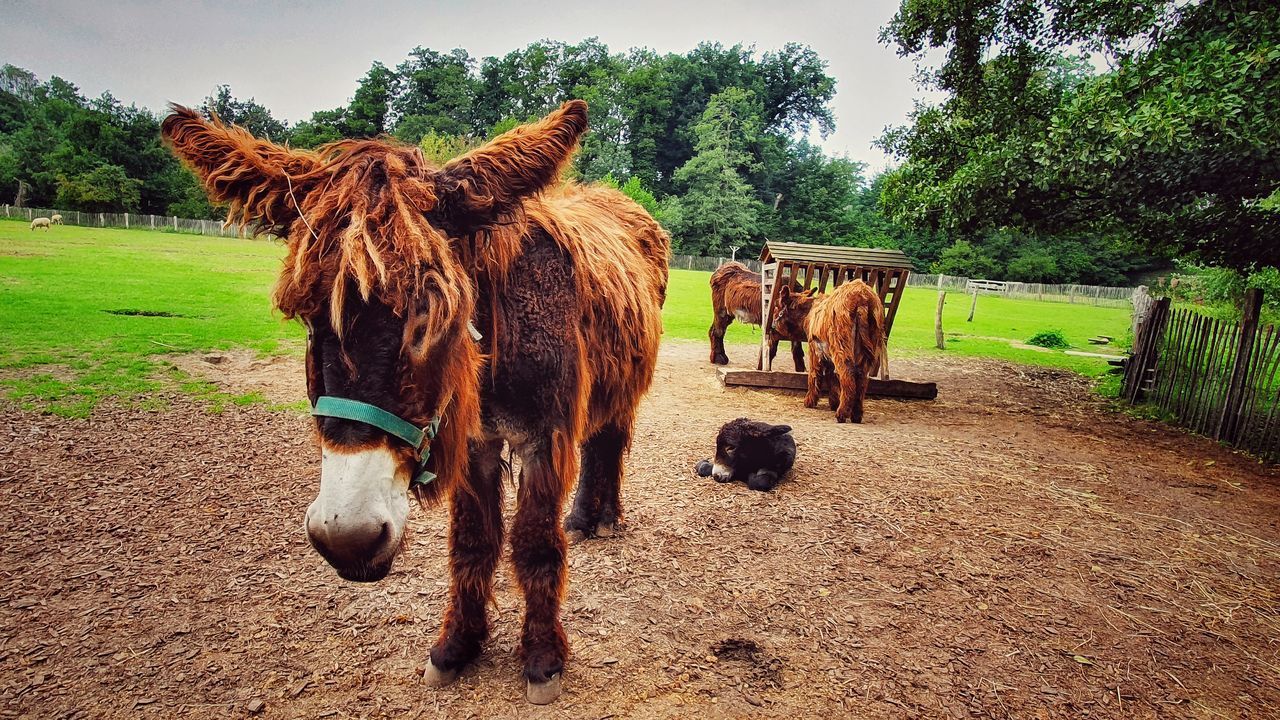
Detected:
[523,184,669,431]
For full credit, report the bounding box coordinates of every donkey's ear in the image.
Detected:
[765,424,792,437]
[434,100,588,234]
[777,285,792,303]
[161,105,322,231]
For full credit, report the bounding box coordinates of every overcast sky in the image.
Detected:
[1,0,943,173]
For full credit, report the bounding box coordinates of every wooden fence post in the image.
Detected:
[1124,297,1171,404]
[967,288,978,322]
[1216,289,1264,443]
[935,291,946,349]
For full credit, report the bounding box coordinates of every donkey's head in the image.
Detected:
[162,101,589,581]
[773,285,819,341]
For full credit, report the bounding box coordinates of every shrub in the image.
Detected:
[1027,329,1069,349]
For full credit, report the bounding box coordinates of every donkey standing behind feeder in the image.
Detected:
[708,261,806,370]
[774,281,886,423]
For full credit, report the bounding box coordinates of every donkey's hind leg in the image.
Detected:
[426,438,505,687]
[835,357,869,424]
[564,422,629,541]
[512,435,575,703]
[709,314,732,365]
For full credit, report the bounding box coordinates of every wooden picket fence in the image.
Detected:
[1123,290,1280,462]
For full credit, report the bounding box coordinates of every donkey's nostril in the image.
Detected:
[307,513,394,568]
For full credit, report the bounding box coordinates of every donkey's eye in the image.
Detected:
[724,445,735,453]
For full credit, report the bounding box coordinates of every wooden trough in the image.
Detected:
[720,241,937,401]
[719,368,937,399]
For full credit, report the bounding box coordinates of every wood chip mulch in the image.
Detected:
[1,340,1277,719]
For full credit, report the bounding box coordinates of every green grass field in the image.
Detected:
[0,221,1132,416]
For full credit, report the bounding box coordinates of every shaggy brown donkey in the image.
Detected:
[162,100,668,704]
[708,261,805,370]
[775,281,885,423]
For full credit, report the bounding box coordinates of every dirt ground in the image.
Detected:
[1,340,1278,719]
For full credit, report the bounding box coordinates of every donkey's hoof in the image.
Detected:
[594,521,616,538]
[423,659,459,687]
[526,673,562,704]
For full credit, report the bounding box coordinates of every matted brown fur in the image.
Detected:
[710,262,764,327]
[161,101,665,505]
[162,100,669,695]
[708,261,804,369]
[777,281,886,423]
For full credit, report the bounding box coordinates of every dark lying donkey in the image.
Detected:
[695,418,796,491]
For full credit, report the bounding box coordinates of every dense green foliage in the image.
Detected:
[1158,263,1280,326]
[10,16,1262,285]
[2,40,875,257]
[879,0,1280,272]
[0,65,215,217]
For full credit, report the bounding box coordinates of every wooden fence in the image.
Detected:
[908,273,1136,307]
[1123,290,1280,462]
[670,254,761,272]
[3,204,252,238]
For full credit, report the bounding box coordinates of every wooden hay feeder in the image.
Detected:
[719,241,938,400]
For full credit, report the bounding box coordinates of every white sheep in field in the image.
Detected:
[30,217,50,230]
[51,214,63,225]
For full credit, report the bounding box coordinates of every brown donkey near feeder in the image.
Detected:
[774,281,885,423]
[162,100,669,704]
[708,261,806,370]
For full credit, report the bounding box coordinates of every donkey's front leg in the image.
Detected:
[790,340,807,373]
[511,437,574,704]
[425,438,504,687]
[804,343,821,409]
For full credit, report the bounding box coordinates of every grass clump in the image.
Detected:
[1027,329,1070,349]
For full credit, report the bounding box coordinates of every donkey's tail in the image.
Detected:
[850,300,886,377]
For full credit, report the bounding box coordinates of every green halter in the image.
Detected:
[311,396,442,487]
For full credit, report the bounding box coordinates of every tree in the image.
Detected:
[1006,249,1060,283]
[666,88,766,256]
[0,41,849,236]
[931,239,999,278]
[393,48,478,139]
[418,130,482,165]
[344,62,397,137]
[55,162,142,212]
[767,140,866,245]
[880,0,1280,269]
[201,85,289,140]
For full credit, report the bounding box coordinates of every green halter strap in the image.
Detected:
[311,396,442,487]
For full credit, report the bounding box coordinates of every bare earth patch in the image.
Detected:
[168,349,306,403]
[1,339,1277,719]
